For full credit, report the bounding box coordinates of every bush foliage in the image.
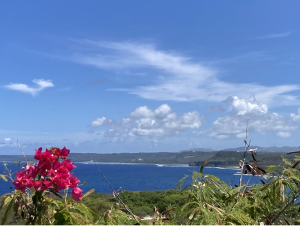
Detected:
[2,144,300,225]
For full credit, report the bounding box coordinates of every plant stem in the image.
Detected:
[271,191,300,224]
[94,164,141,225]
[17,140,28,164]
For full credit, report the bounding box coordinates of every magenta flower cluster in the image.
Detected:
[12,147,83,201]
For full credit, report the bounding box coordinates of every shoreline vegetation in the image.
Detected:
[2,143,300,225]
[0,146,296,169]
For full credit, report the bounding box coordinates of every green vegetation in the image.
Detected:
[81,189,189,218]
[0,148,216,165]
[2,146,298,168]
[77,151,300,225]
[190,151,295,168]
[3,144,300,225]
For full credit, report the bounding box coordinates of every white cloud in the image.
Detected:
[4,138,11,142]
[255,32,291,39]
[236,133,246,138]
[90,104,204,140]
[276,131,291,138]
[67,40,300,107]
[210,96,298,139]
[215,134,230,139]
[91,117,106,127]
[130,106,155,118]
[291,108,300,120]
[4,79,54,96]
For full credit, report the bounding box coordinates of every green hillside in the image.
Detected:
[189,151,296,169]
[0,150,217,165]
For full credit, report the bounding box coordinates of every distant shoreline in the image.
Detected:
[0,160,240,170]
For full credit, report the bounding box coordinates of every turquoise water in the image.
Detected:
[0,162,263,195]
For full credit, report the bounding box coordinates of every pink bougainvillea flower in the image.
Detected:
[12,176,28,193]
[27,165,38,178]
[41,180,53,190]
[61,147,70,159]
[54,148,62,157]
[44,149,59,163]
[26,178,34,188]
[61,159,76,171]
[33,180,43,191]
[38,161,52,176]
[72,187,83,201]
[13,146,81,202]
[34,147,43,160]
[52,175,70,191]
[15,170,26,180]
[51,160,71,175]
[69,175,80,188]
[51,160,61,173]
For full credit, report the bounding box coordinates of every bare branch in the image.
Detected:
[17,140,28,164]
[94,163,140,225]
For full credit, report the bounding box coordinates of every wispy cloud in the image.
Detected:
[64,40,300,106]
[210,51,273,64]
[4,79,54,96]
[254,32,291,39]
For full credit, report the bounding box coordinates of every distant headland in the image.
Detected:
[1,146,298,169]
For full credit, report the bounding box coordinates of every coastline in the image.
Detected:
[78,161,241,169]
[0,160,240,169]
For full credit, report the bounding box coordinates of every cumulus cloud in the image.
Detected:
[276,131,291,138]
[66,40,300,107]
[4,79,54,96]
[210,96,298,139]
[291,108,300,120]
[91,117,106,127]
[90,104,204,141]
[0,138,16,148]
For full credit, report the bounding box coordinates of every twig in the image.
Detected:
[245,119,249,141]
[242,174,253,197]
[94,163,140,225]
[239,120,250,187]
[270,190,300,224]
[239,140,251,186]
[17,140,28,164]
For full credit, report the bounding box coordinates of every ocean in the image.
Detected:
[0,162,263,196]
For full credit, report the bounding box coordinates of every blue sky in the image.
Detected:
[1,1,300,154]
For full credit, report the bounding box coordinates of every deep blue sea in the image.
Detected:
[0,162,264,196]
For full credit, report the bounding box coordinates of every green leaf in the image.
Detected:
[181,184,190,192]
[265,165,279,174]
[0,174,7,182]
[200,160,209,175]
[32,194,38,205]
[54,212,66,225]
[11,161,21,167]
[82,188,95,199]
[0,194,10,213]
[74,203,94,220]
[176,174,188,190]
[49,188,62,198]
[1,196,14,225]
[14,200,19,217]
[282,156,292,166]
